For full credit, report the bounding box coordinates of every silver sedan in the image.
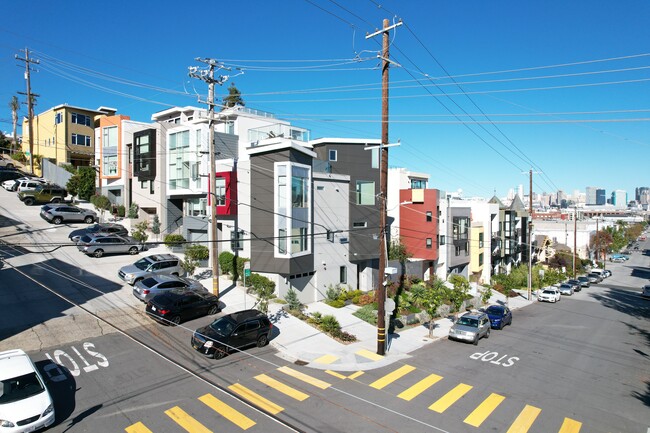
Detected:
[133,274,206,302]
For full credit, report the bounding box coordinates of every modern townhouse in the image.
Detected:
[489,194,529,275]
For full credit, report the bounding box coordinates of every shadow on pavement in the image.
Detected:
[588,287,650,320]
[35,360,78,429]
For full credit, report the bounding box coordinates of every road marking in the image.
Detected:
[165,406,212,433]
[125,422,153,433]
[199,393,256,430]
[326,370,348,380]
[255,374,309,401]
[464,393,506,427]
[429,383,473,413]
[370,365,416,390]
[557,417,582,433]
[356,349,384,361]
[348,371,365,380]
[506,404,541,433]
[229,383,284,415]
[397,373,443,401]
[313,354,338,364]
[278,366,331,389]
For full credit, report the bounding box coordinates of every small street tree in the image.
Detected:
[422,278,446,338]
[131,220,149,247]
[66,166,96,200]
[449,274,470,317]
[90,194,111,222]
[591,230,613,264]
[151,214,161,239]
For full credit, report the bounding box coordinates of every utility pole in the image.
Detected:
[15,48,39,174]
[573,207,577,278]
[188,58,230,298]
[367,18,402,356]
[523,169,540,300]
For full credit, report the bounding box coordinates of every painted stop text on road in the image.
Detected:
[470,350,519,367]
[43,342,109,382]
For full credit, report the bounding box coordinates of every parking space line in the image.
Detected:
[463,393,505,427]
[125,422,154,433]
[370,365,416,390]
[397,373,443,401]
[229,383,284,415]
[165,406,212,433]
[557,417,582,433]
[199,393,256,430]
[278,366,331,389]
[505,404,541,433]
[255,374,309,401]
[429,383,473,413]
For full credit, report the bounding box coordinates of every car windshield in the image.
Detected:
[209,317,235,336]
[0,372,45,404]
[485,306,503,315]
[543,290,555,294]
[133,258,153,271]
[456,317,479,327]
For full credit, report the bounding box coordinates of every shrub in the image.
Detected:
[164,233,185,247]
[185,244,209,261]
[128,202,139,219]
[11,151,27,163]
[325,284,341,302]
[284,286,301,311]
[131,220,149,245]
[356,292,376,306]
[331,329,357,342]
[353,304,377,325]
[248,273,276,313]
[117,205,126,218]
[326,299,345,308]
[151,214,160,233]
[319,315,341,334]
[181,256,197,276]
[219,251,235,276]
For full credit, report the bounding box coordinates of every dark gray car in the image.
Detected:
[77,234,141,258]
[448,312,491,345]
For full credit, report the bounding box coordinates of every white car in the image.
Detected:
[538,287,561,303]
[0,349,55,432]
[1,179,19,190]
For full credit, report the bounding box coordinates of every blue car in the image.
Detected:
[485,305,512,330]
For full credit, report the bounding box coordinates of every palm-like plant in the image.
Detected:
[9,96,20,153]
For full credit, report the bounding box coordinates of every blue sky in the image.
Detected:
[1,1,648,200]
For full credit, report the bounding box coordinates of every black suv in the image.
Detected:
[146,289,220,325]
[191,309,272,359]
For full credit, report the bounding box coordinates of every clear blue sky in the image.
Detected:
[1,1,648,200]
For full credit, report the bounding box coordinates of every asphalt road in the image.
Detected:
[1,187,649,432]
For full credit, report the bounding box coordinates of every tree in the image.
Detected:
[248,273,275,313]
[591,230,613,263]
[90,194,111,221]
[9,96,19,153]
[151,214,161,238]
[128,202,139,219]
[222,83,245,109]
[0,132,11,154]
[66,166,96,200]
[422,278,446,338]
[388,239,412,262]
[448,274,470,317]
[131,220,149,246]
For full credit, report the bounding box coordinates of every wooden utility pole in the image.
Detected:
[15,48,39,174]
[528,169,533,300]
[367,18,402,356]
[573,207,577,278]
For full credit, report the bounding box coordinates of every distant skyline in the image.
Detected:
[1,1,648,198]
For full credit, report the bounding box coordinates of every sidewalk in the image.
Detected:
[206,273,535,371]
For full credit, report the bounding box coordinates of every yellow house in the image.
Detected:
[470,222,485,283]
[21,104,116,174]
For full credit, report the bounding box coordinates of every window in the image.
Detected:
[275,162,311,257]
[215,178,226,206]
[186,198,207,216]
[291,167,308,208]
[169,130,190,189]
[426,211,432,222]
[327,230,334,242]
[291,227,307,253]
[479,253,484,266]
[71,112,91,126]
[371,147,379,169]
[465,242,470,256]
[455,245,461,256]
[72,133,91,146]
[102,126,117,148]
[356,181,375,205]
[453,217,469,240]
[225,121,235,134]
[411,179,426,189]
[329,149,337,161]
[55,113,62,124]
[426,238,432,249]
[353,221,367,228]
[439,235,445,245]
[278,229,287,254]
[339,266,347,284]
[479,232,484,248]
[103,155,118,176]
[230,230,243,251]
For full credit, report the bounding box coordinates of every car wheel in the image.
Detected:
[170,316,181,326]
[499,321,504,330]
[93,249,104,258]
[6,163,13,169]
[52,216,63,225]
[473,335,479,346]
[24,198,34,206]
[128,246,139,255]
[509,317,513,326]
[257,334,269,347]
[84,216,94,224]
[486,328,490,339]
[207,305,219,315]
[51,198,61,203]
[171,272,179,277]
[213,346,227,359]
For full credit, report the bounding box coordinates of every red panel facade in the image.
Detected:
[399,188,439,261]
[216,170,237,216]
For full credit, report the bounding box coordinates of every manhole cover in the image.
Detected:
[294,359,308,366]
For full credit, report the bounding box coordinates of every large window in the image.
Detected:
[102,126,117,148]
[71,133,91,146]
[169,130,190,189]
[186,198,207,216]
[453,217,469,240]
[291,227,307,253]
[411,179,426,189]
[275,162,311,257]
[292,167,308,208]
[215,178,226,206]
[136,133,149,173]
[103,155,117,176]
[71,112,91,126]
[356,180,375,205]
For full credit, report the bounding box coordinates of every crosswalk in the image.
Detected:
[125,357,584,432]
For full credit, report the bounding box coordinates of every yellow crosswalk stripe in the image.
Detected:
[229,383,284,415]
[558,417,582,433]
[325,370,348,380]
[397,374,443,401]
[198,393,256,430]
[348,371,364,380]
[506,404,541,433]
[429,383,473,413]
[370,365,416,390]
[464,393,506,427]
[255,374,309,401]
[356,349,384,361]
[313,354,338,364]
[278,366,331,389]
[125,422,153,433]
[165,406,212,433]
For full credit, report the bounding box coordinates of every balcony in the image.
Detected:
[248,123,310,143]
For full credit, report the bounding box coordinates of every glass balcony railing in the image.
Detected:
[248,123,310,144]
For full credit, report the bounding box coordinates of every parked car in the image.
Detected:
[484,305,512,330]
[566,279,582,292]
[610,254,629,261]
[40,205,97,225]
[0,155,15,168]
[18,185,67,206]
[538,287,561,303]
[558,283,574,296]
[588,272,604,283]
[191,309,272,359]
[133,274,206,302]
[603,269,612,277]
[77,234,141,258]
[0,170,29,185]
[586,274,599,284]
[68,223,128,242]
[146,289,220,325]
[0,349,55,432]
[448,312,491,345]
[577,276,591,288]
[118,254,183,285]
[642,285,650,299]
[16,178,48,194]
